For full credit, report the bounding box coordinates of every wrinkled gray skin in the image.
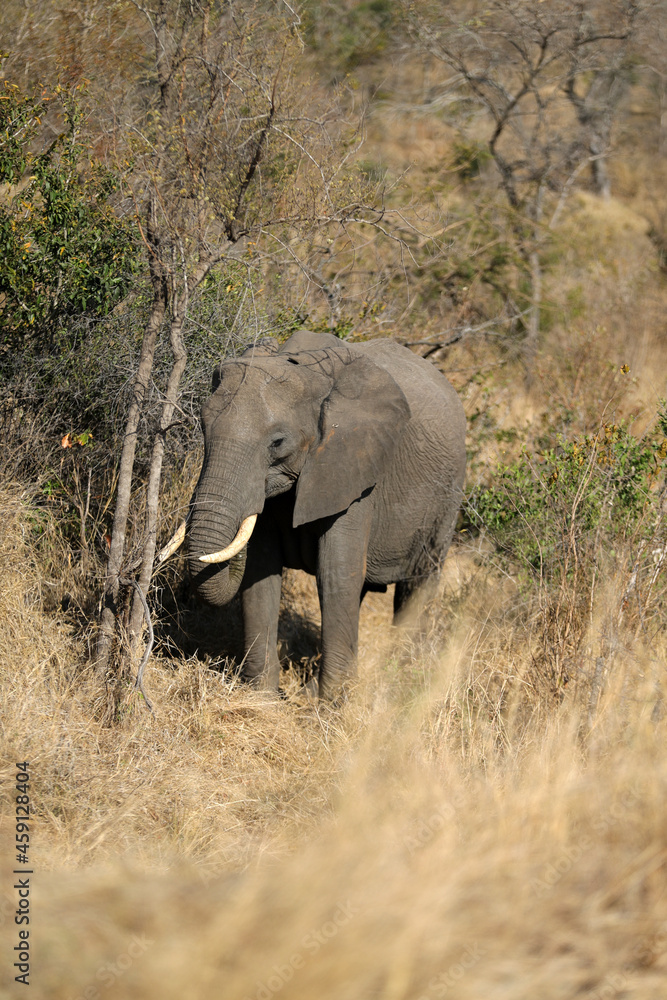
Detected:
[187,330,466,700]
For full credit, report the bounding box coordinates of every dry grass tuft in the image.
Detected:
[1,489,666,999]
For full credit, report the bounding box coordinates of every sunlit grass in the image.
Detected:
[1,487,666,999]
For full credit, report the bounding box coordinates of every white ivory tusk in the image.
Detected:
[156,519,187,563]
[198,513,257,564]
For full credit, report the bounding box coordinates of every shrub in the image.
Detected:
[303,0,395,74]
[468,404,667,693]
[0,78,139,348]
[472,417,667,579]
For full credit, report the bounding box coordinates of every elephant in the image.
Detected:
[163,329,466,700]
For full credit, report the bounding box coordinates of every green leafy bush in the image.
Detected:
[467,406,667,694]
[470,411,667,586]
[450,139,491,180]
[303,0,395,74]
[0,79,139,346]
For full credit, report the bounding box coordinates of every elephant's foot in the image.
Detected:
[317,669,355,705]
[241,664,280,694]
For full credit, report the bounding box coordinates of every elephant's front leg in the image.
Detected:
[240,527,283,691]
[316,500,372,701]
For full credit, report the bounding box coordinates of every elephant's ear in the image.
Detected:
[293,354,411,527]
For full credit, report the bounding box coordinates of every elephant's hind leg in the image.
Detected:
[317,499,372,701]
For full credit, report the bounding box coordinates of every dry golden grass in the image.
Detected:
[2,95,667,997]
[2,22,667,1000]
[1,486,667,1000]
[2,180,666,1000]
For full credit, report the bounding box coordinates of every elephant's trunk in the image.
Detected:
[188,544,247,607]
[187,470,261,607]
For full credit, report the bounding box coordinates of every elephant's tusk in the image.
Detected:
[156,519,188,563]
[198,514,257,564]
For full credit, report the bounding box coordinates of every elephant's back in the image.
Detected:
[358,339,464,429]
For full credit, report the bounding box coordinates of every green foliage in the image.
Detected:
[309,314,355,339]
[470,411,667,584]
[450,139,491,180]
[0,79,45,182]
[303,0,395,74]
[0,79,139,346]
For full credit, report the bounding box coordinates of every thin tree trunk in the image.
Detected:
[589,127,612,200]
[128,297,188,647]
[126,255,221,650]
[526,246,543,363]
[96,201,168,675]
[523,184,544,374]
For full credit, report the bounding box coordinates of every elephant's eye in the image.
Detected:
[270,435,287,455]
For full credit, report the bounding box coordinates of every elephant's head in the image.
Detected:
[185,330,410,606]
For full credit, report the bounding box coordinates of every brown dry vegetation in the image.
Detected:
[2,482,667,999]
[2,2,667,998]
